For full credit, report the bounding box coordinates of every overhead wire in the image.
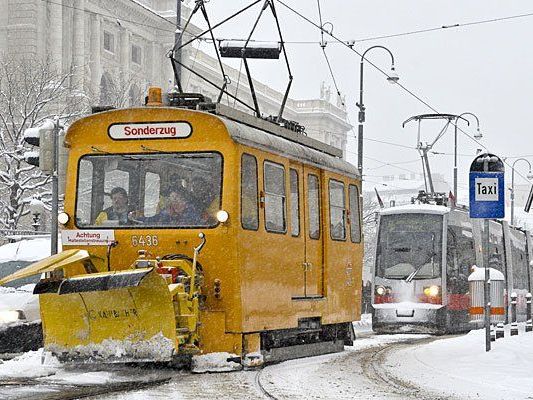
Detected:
[275,0,531,185]
[215,10,533,45]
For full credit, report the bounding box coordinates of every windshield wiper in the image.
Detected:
[405,251,436,283]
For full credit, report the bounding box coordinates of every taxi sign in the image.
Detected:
[469,153,505,219]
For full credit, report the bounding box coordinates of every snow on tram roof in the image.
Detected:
[380,204,450,216]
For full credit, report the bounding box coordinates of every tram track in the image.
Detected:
[0,371,172,400]
[253,335,463,400]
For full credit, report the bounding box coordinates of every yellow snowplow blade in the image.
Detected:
[39,268,177,362]
[0,249,90,286]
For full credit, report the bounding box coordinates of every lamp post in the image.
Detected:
[511,158,533,226]
[356,46,399,178]
[453,112,482,204]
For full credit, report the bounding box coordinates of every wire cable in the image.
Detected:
[276,0,531,185]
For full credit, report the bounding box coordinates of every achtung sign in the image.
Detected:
[62,230,115,246]
[108,122,192,140]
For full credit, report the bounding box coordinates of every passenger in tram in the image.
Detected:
[190,176,218,224]
[146,186,200,226]
[95,187,131,225]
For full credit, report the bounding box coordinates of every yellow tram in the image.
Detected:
[1,92,363,365]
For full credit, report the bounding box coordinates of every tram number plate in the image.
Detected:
[131,235,159,247]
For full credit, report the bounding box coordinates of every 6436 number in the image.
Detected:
[131,235,159,247]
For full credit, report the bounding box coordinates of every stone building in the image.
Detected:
[0,0,350,155]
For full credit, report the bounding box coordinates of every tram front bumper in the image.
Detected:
[372,303,446,334]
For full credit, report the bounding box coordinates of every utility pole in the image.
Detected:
[174,0,182,86]
[51,117,60,255]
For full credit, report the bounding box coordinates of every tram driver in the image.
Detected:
[95,187,131,225]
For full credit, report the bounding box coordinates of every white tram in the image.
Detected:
[372,201,532,334]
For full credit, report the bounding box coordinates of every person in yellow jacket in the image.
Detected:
[95,187,131,225]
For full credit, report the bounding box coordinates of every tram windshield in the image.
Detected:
[75,152,222,228]
[376,213,443,280]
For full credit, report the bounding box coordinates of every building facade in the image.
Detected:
[0,0,350,155]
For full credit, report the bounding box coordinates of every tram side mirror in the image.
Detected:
[524,184,533,213]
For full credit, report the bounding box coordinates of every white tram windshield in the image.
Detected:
[376,213,443,280]
[75,152,223,228]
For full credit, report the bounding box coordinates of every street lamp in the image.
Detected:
[511,158,533,226]
[453,112,482,204]
[356,45,399,178]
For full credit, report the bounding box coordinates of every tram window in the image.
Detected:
[290,169,300,237]
[329,180,346,241]
[144,172,160,217]
[75,152,222,229]
[349,184,362,243]
[75,159,94,225]
[308,174,321,239]
[264,161,287,233]
[241,154,259,230]
[103,169,130,210]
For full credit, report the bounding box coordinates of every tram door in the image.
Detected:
[303,166,324,298]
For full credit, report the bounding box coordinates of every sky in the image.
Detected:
[184,0,533,206]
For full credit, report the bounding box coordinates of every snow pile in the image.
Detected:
[353,313,372,334]
[386,324,533,400]
[0,349,59,378]
[192,352,242,373]
[0,237,51,263]
[0,283,39,327]
[468,266,505,281]
[47,332,175,362]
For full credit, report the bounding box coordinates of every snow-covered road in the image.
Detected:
[1,324,533,399]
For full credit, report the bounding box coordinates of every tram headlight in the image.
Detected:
[57,212,70,225]
[216,210,229,223]
[424,285,440,297]
[375,285,386,296]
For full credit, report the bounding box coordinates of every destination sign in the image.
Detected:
[108,122,192,140]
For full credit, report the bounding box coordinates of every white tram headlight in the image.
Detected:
[424,285,440,297]
[375,285,386,296]
[58,212,70,225]
[216,210,229,223]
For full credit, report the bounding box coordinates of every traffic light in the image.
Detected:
[23,119,55,174]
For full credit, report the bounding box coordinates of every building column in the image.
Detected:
[89,13,101,96]
[7,0,39,57]
[71,0,85,89]
[48,0,62,68]
[119,29,130,83]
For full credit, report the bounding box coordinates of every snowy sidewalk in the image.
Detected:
[385,324,533,400]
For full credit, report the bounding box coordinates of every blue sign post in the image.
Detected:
[469,153,505,353]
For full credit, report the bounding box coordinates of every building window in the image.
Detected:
[241,154,259,230]
[329,179,346,240]
[264,161,286,233]
[104,31,115,53]
[132,44,142,65]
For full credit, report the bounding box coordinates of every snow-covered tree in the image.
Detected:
[0,57,89,230]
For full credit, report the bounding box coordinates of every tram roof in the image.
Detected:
[219,117,359,179]
[380,204,450,216]
[69,106,359,179]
